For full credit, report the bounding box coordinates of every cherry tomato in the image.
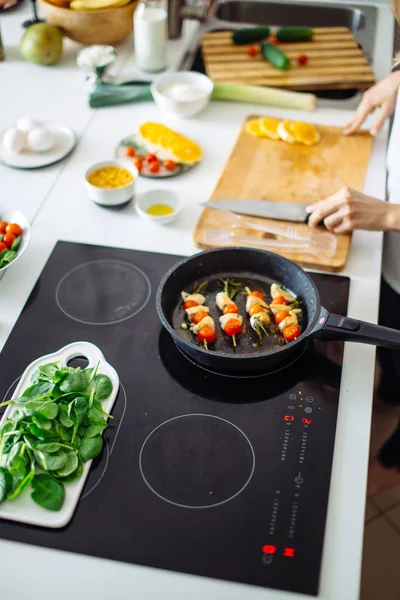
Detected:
[183,300,198,310]
[198,326,216,344]
[145,153,158,164]
[192,310,208,325]
[2,233,16,248]
[283,325,301,342]
[0,221,8,234]
[6,223,23,237]
[269,36,279,45]
[163,160,177,172]
[270,295,288,306]
[223,304,239,315]
[133,156,144,173]
[275,310,288,325]
[0,241,6,253]
[149,161,160,174]
[298,54,309,65]
[247,46,258,57]
[224,318,242,337]
[246,290,264,301]
[125,146,136,158]
[249,305,263,317]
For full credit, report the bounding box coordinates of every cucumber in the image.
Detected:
[261,41,290,70]
[276,27,314,43]
[233,26,270,45]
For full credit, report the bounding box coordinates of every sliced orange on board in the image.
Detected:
[291,121,321,146]
[245,119,267,137]
[258,117,281,140]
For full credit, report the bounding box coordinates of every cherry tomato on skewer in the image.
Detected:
[198,326,216,345]
[271,295,288,306]
[246,290,265,301]
[183,300,198,310]
[224,318,242,338]
[223,304,239,315]
[283,325,301,341]
[191,310,208,325]
[275,310,288,325]
[249,304,263,317]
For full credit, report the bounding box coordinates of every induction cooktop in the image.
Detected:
[0,241,350,596]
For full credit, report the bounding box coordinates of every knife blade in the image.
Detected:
[205,199,310,223]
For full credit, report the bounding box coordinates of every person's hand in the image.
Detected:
[344,71,400,136]
[306,187,396,233]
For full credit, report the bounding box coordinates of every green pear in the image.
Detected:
[20,23,63,66]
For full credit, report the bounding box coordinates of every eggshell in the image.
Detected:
[17,117,42,134]
[2,128,25,153]
[27,127,55,153]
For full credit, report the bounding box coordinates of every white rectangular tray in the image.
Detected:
[0,341,119,528]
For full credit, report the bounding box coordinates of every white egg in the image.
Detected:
[27,127,55,153]
[2,128,26,153]
[17,117,42,134]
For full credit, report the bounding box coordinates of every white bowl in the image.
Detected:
[151,72,214,119]
[135,189,183,225]
[85,160,138,206]
[0,208,31,275]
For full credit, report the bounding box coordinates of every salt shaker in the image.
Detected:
[134,0,167,72]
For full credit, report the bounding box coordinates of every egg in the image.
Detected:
[27,127,55,153]
[2,128,25,153]
[17,117,42,134]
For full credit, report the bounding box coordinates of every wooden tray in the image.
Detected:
[193,116,374,272]
[201,28,376,91]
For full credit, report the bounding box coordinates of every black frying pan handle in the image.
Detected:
[314,310,400,349]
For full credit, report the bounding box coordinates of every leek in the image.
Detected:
[211,83,317,112]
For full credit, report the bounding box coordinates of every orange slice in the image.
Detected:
[277,121,296,143]
[258,117,281,140]
[170,140,203,165]
[292,121,320,146]
[245,119,267,137]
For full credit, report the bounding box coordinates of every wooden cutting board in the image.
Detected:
[193,116,374,272]
[201,28,376,91]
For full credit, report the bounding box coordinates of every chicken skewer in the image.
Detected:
[244,287,271,341]
[181,290,216,349]
[269,284,302,342]
[216,280,243,348]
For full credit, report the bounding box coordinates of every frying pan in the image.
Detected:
[156,248,400,375]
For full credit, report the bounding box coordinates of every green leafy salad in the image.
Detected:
[0,361,113,512]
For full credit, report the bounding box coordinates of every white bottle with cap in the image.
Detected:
[134,0,167,73]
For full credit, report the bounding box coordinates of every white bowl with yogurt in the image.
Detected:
[151,72,214,119]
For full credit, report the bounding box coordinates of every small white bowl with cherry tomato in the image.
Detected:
[0,209,31,273]
[124,147,182,179]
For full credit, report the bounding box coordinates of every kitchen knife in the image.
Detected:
[205,199,310,223]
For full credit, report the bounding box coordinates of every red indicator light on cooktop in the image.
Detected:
[302,418,312,425]
[262,545,276,554]
[284,415,295,422]
[283,548,295,557]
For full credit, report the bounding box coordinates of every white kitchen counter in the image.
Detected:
[0,1,395,599]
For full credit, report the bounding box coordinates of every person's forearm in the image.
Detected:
[385,204,400,232]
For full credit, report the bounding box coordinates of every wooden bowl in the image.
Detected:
[38,0,137,46]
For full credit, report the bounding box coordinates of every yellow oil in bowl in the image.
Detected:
[146,204,174,217]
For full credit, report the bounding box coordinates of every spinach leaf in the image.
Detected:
[32,414,52,431]
[7,442,28,481]
[22,381,54,400]
[68,397,89,444]
[24,399,58,420]
[34,449,67,472]
[38,362,59,379]
[59,369,90,394]
[11,235,22,252]
[54,451,79,478]
[35,442,73,453]
[59,405,73,428]
[79,435,103,462]
[55,423,70,442]
[93,374,113,401]
[31,474,65,511]
[27,422,56,440]
[85,424,107,438]
[0,467,13,503]
[0,249,16,268]
[7,466,35,501]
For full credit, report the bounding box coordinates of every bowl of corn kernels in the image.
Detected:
[85,160,138,206]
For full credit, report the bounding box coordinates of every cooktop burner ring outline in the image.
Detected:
[139,413,255,509]
[55,259,152,326]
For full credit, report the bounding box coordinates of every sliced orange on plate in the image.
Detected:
[170,140,203,165]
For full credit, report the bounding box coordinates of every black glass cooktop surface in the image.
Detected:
[0,241,350,596]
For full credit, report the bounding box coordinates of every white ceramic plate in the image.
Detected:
[0,208,31,276]
[0,125,76,169]
[0,341,120,528]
